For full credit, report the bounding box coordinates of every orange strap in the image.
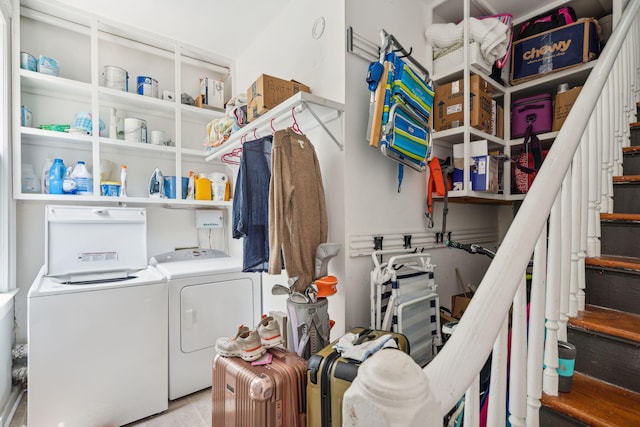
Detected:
[427,157,446,216]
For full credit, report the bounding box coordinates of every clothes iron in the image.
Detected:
[148,168,165,198]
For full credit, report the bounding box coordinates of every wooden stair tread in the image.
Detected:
[586,255,640,271]
[569,305,640,343]
[601,213,640,222]
[613,175,640,183]
[542,372,640,427]
[622,145,640,154]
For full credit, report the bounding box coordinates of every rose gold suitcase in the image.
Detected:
[212,348,307,426]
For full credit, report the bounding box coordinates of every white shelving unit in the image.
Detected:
[205,91,345,162]
[12,1,232,208]
[427,0,615,202]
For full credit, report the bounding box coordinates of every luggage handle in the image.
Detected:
[516,104,545,114]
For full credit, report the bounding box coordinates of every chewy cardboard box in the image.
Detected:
[433,74,493,133]
[511,18,600,84]
[553,86,582,131]
[247,74,311,122]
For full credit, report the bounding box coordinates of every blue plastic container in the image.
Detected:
[163,176,189,199]
[48,158,66,195]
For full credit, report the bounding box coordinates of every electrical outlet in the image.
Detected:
[195,210,223,228]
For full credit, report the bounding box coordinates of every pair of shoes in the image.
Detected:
[215,316,284,362]
[256,315,285,349]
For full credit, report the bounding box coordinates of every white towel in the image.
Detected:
[425,18,508,64]
[333,332,399,362]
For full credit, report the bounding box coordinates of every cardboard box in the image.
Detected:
[490,101,504,139]
[197,77,225,110]
[452,292,474,319]
[496,105,504,138]
[511,18,600,84]
[247,74,311,122]
[433,74,493,133]
[553,86,582,131]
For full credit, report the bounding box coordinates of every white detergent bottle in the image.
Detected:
[41,158,53,194]
[120,165,128,197]
[71,161,93,195]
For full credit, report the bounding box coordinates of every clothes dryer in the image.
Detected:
[151,248,262,400]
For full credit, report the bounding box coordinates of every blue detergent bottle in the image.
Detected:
[48,158,66,195]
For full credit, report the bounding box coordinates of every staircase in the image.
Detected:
[540,116,640,426]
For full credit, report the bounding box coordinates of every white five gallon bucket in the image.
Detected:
[102,66,129,91]
[124,118,147,143]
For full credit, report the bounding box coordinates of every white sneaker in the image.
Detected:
[215,325,266,361]
[256,315,285,349]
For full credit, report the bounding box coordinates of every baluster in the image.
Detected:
[587,109,599,257]
[599,88,612,214]
[543,192,562,396]
[579,131,588,312]
[463,375,480,427]
[593,108,602,257]
[559,169,571,340]
[570,148,581,317]
[508,274,527,427]
[488,317,508,427]
[527,222,548,427]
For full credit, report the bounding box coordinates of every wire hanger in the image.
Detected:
[270,118,276,134]
[221,150,240,166]
[253,128,258,139]
[291,106,303,134]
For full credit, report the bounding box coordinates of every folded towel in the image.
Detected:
[425,17,508,65]
[333,332,398,362]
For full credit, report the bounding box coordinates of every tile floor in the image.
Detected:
[8,388,212,427]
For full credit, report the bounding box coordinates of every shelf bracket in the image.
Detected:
[301,100,343,151]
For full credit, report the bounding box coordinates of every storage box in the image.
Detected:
[510,18,600,84]
[197,77,225,110]
[246,74,311,122]
[553,86,582,131]
[511,93,553,138]
[452,292,474,319]
[433,74,493,133]
[21,105,32,127]
[453,139,499,192]
[433,42,492,77]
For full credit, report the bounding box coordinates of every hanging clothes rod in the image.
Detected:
[205,92,344,162]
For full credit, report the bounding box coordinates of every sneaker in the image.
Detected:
[256,315,285,349]
[215,325,266,361]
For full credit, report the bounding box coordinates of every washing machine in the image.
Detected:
[28,205,168,427]
[150,248,262,400]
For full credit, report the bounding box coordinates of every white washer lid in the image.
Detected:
[28,266,166,298]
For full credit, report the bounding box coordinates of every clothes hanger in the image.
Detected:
[291,106,303,135]
[270,118,276,135]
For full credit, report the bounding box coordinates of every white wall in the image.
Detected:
[343,0,503,330]
[234,0,347,334]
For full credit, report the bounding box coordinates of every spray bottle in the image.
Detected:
[186,170,195,199]
[120,165,128,197]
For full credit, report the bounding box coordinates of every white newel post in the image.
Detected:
[488,317,508,427]
[508,275,527,427]
[526,223,548,427]
[559,171,571,341]
[543,193,562,396]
